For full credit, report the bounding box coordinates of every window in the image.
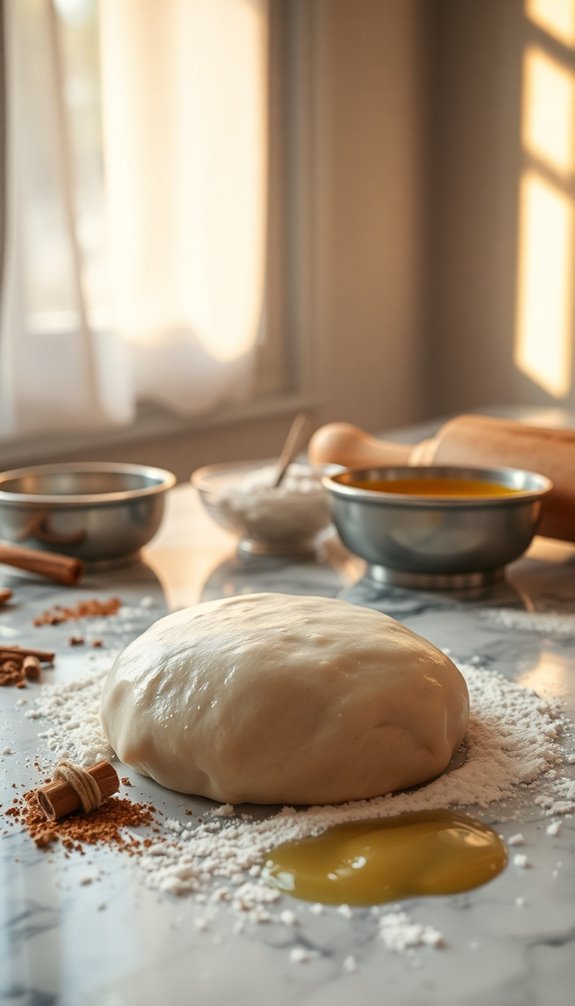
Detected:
[0,0,315,454]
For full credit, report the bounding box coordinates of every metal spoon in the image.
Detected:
[272,412,315,488]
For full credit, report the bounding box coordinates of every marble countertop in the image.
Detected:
[1,479,575,1006]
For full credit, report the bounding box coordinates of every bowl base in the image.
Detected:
[366,564,505,591]
[237,538,321,558]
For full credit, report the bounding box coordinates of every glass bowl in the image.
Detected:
[191,459,333,556]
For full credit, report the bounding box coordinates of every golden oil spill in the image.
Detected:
[263,810,507,906]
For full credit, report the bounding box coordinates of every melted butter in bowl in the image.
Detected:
[263,810,507,906]
[322,464,553,588]
[345,477,523,498]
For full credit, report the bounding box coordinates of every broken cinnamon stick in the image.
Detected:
[22,655,41,680]
[36,761,120,821]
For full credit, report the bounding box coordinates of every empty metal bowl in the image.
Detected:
[191,459,333,555]
[322,465,553,588]
[0,462,177,566]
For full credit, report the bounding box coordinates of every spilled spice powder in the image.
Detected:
[8,790,158,854]
[34,597,122,627]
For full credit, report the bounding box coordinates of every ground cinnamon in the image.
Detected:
[33,597,122,626]
[7,789,157,852]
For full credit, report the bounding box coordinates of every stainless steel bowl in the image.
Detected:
[323,465,553,588]
[0,462,177,567]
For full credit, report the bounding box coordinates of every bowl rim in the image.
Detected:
[322,464,553,507]
[191,458,328,491]
[191,459,273,484]
[0,461,177,507]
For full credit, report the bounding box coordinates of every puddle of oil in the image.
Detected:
[263,809,507,906]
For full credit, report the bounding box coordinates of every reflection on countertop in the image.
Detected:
[200,541,359,603]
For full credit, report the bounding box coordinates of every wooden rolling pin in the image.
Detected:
[0,542,83,585]
[308,414,575,543]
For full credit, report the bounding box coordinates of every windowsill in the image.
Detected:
[0,390,321,470]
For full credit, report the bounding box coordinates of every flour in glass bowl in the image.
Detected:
[195,461,332,551]
[18,654,575,956]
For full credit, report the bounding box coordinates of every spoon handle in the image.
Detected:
[273,412,314,487]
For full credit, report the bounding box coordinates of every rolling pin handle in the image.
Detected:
[308,422,412,469]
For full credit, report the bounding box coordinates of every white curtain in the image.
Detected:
[0,0,269,440]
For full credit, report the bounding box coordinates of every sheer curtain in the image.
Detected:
[0,0,269,440]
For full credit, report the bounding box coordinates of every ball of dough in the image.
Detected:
[100,593,469,805]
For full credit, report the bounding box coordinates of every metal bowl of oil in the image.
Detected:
[322,464,553,588]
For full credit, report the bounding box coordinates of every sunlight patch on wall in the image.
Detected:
[526,0,575,47]
[515,171,573,397]
[100,0,268,365]
[522,46,575,175]
[176,0,269,364]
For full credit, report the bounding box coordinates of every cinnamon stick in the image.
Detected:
[0,543,83,586]
[36,761,120,821]
[1,659,20,673]
[0,645,55,664]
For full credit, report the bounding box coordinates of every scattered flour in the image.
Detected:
[512,853,530,869]
[25,665,116,766]
[480,608,575,638]
[378,911,443,952]
[289,946,317,965]
[18,655,575,957]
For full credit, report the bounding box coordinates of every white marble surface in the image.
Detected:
[1,482,575,1006]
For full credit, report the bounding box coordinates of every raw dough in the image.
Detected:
[100,593,469,805]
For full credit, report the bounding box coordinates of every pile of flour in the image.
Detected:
[208,462,331,545]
